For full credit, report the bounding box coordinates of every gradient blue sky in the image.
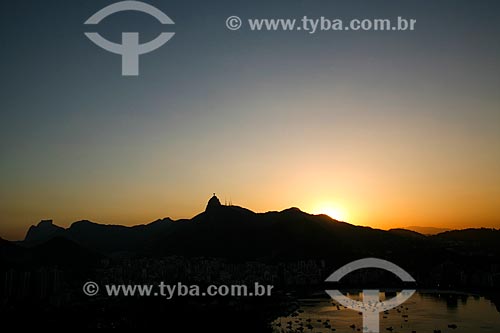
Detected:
[1,0,499,239]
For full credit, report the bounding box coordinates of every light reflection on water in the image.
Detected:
[273,292,500,333]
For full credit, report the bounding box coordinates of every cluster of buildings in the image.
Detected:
[97,256,327,286]
[2,257,499,305]
[1,267,65,304]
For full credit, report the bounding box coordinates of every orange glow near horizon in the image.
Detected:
[1,186,499,241]
[2,2,500,241]
[311,202,349,222]
[1,56,500,240]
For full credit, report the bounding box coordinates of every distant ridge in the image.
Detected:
[403,226,452,235]
[24,217,174,254]
[25,219,64,242]
[388,228,426,239]
[15,195,500,262]
[21,194,412,258]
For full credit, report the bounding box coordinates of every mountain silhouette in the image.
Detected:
[19,195,499,265]
[404,226,451,235]
[24,217,174,254]
[0,236,28,266]
[25,219,64,242]
[20,195,432,261]
[31,236,103,268]
[0,194,496,298]
[2,235,100,269]
[388,228,427,239]
[431,228,500,255]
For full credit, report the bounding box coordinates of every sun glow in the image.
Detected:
[313,203,348,222]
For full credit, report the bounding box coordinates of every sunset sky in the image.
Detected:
[1,0,499,240]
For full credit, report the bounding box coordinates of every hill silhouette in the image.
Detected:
[2,195,499,330]
[1,235,101,269]
[388,228,427,239]
[14,195,498,279]
[431,228,500,255]
[404,226,451,235]
[18,194,499,267]
[31,236,102,268]
[22,195,432,260]
[24,217,174,254]
[0,236,28,267]
[24,219,64,242]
